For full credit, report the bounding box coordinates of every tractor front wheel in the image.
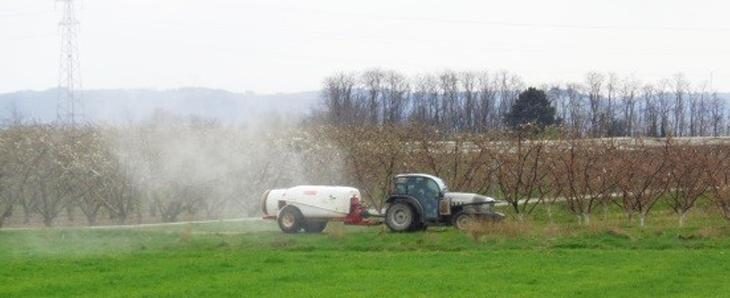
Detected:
[385,202,416,232]
[452,211,475,231]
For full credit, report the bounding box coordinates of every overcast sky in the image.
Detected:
[1,0,729,94]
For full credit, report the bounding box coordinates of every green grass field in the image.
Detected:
[3,207,730,297]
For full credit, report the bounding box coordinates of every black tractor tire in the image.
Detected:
[408,222,428,232]
[385,202,417,232]
[277,206,303,233]
[452,211,475,231]
[303,221,328,233]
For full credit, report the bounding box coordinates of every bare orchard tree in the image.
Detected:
[100,160,139,224]
[0,126,46,226]
[707,144,730,220]
[551,138,619,225]
[28,126,84,227]
[614,140,671,227]
[71,128,110,226]
[493,130,549,219]
[665,140,712,226]
[90,128,142,223]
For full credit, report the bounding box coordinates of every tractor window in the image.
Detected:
[407,177,439,202]
[393,177,408,195]
[393,176,441,202]
[425,180,439,195]
[422,179,440,202]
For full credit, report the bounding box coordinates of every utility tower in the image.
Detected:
[57,0,82,125]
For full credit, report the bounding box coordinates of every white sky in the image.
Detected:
[1,0,729,93]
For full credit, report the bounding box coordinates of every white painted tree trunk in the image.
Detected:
[679,211,688,227]
[639,214,646,228]
[547,205,553,223]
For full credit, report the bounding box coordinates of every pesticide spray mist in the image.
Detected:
[105,111,348,223]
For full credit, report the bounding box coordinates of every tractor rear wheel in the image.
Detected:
[303,221,328,233]
[278,206,303,233]
[385,202,416,232]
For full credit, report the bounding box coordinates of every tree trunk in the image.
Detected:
[22,203,31,224]
[82,205,100,226]
[679,211,689,227]
[583,213,591,225]
[85,212,98,226]
[43,216,54,227]
[639,213,646,228]
[546,204,553,223]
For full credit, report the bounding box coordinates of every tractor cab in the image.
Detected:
[393,174,447,199]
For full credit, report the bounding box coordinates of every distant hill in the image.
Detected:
[0,88,321,124]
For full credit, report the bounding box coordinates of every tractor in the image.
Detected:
[383,173,504,232]
[261,173,503,233]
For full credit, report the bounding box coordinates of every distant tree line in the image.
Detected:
[319,70,728,137]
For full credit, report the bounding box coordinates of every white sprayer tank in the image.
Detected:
[262,186,361,219]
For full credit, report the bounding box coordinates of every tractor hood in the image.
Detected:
[444,192,496,205]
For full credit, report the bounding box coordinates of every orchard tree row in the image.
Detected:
[326,125,730,227]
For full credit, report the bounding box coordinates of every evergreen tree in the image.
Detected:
[505,87,556,130]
